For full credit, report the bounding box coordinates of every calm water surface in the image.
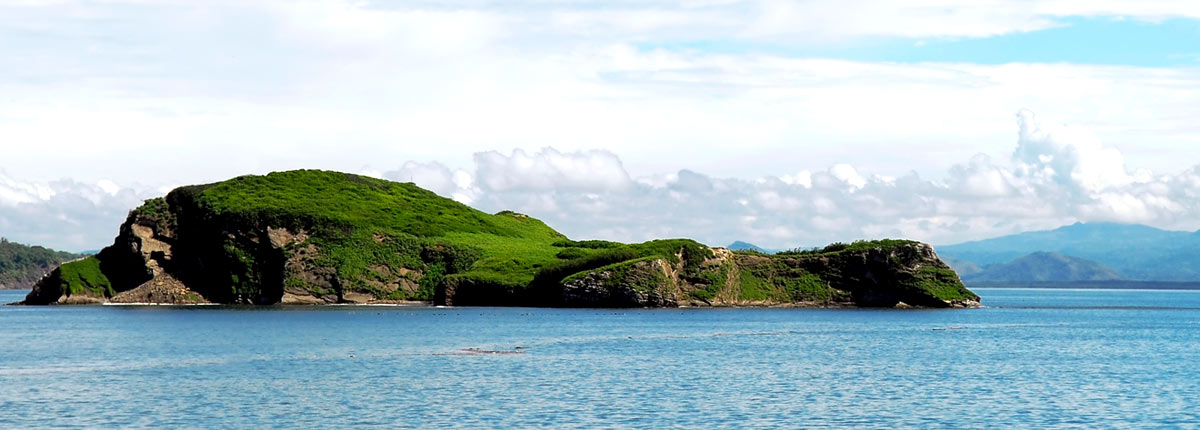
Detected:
[1,288,1198,429]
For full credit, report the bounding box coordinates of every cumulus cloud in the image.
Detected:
[1013,109,1135,193]
[0,171,158,251]
[383,161,478,204]
[4,111,1200,252]
[362,111,1200,249]
[385,162,462,196]
[948,154,1016,197]
[473,148,633,193]
[829,164,867,190]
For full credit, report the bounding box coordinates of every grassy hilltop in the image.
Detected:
[29,170,978,307]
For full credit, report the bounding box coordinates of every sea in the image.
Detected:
[0,288,1197,429]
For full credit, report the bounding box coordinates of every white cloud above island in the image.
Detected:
[6,111,1199,252]
[2,0,1200,251]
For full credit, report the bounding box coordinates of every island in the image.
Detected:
[20,170,979,308]
[0,239,80,290]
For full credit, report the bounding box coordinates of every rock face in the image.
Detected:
[561,258,679,307]
[560,245,980,308]
[21,170,979,308]
[23,190,422,306]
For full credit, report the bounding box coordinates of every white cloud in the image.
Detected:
[5,110,1200,252]
[4,2,1200,251]
[472,148,632,192]
[777,170,812,188]
[96,179,121,196]
[949,154,1016,197]
[0,172,157,251]
[829,164,867,190]
[1013,109,1134,193]
[352,111,1200,249]
[385,161,463,196]
[3,1,1200,188]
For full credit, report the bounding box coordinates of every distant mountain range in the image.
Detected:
[937,222,1200,281]
[732,222,1200,282]
[961,252,1124,282]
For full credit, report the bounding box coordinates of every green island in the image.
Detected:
[21,170,979,308]
[0,238,81,290]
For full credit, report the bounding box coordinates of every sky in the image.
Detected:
[2,0,1200,252]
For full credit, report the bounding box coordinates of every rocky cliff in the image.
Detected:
[21,170,979,308]
[557,244,978,308]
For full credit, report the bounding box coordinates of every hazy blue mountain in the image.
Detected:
[963,252,1124,282]
[942,257,983,277]
[727,241,774,254]
[937,222,1200,281]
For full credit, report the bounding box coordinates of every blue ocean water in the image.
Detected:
[1,288,1198,429]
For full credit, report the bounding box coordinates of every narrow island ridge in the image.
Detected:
[19,170,979,308]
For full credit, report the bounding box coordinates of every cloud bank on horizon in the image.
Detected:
[3,111,1199,251]
[2,0,1200,251]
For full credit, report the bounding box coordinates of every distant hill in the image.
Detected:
[942,257,982,277]
[728,241,774,254]
[0,239,81,290]
[963,252,1124,282]
[937,222,1200,281]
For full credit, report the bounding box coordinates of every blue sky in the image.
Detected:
[2,1,1200,251]
[641,17,1200,66]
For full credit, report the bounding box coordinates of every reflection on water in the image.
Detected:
[1,288,1198,429]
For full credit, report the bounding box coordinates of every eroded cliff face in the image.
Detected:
[23,195,434,305]
[560,258,680,307]
[559,244,980,308]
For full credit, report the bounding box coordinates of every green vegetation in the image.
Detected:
[33,170,975,307]
[736,269,772,301]
[132,197,176,233]
[152,170,723,302]
[162,170,567,300]
[766,238,980,303]
[908,266,978,301]
[0,238,80,289]
[414,263,444,300]
[781,272,830,302]
[735,260,833,303]
[777,239,921,257]
[56,256,114,297]
[535,238,710,293]
[562,256,665,291]
[688,260,728,301]
[178,172,561,239]
[552,239,624,249]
